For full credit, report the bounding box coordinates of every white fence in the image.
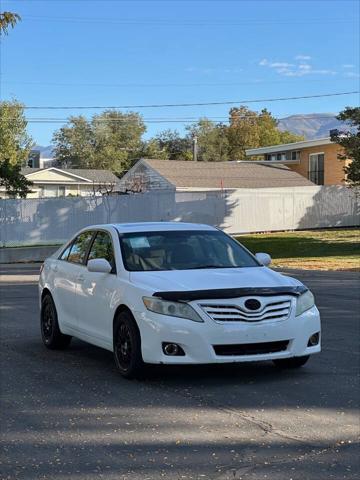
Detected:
[0,186,358,247]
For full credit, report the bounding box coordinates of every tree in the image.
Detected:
[0,11,21,35]
[0,15,32,198]
[52,116,95,168]
[137,139,168,160]
[154,130,192,160]
[52,111,146,174]
[186,119,229,162]
[0,100,33,197]
[330,107,360,189]
[227,106,304,160]
[0,160,32,198]
[92,110,146,173]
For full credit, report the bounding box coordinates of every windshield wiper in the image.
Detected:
[190,264,235,269]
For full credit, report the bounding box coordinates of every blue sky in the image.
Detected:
[1,0,359,145]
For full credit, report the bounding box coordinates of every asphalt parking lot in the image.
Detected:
[0,264,359,480]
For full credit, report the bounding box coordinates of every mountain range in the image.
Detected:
[278,113,345,140]
[33,113,346,157]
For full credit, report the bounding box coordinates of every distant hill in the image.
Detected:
[278,113,346,140]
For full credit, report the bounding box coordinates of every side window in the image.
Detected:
[87,231,116,272]
[67,231,94,264]
[59,243,72,261]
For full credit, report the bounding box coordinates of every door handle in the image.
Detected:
[77,274,85,282]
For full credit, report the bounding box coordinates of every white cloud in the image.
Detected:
[259,57,337,77]
[342,64,355,68]
[269,62,295,68]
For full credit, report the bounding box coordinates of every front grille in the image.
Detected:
[199,298,291,323]
[213,340,289,356]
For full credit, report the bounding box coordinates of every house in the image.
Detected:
[117,158,314,193]
[0,167,120,199]
[245,137,350,186]
[27,149,57,169]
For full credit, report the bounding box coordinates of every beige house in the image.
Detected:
[246,138,350,186]
[0,167,120,199]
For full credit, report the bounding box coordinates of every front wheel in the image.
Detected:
[273,355,310,369]
[113,311,144,379]
[41,294,72,349]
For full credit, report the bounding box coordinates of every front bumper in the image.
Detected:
[133,303,321,364]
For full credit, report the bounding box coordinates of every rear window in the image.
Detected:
[119,230,259,271]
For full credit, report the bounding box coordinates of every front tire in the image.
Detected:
[41,294,72,350]
[273,355,310,369]
[113,311,144,379]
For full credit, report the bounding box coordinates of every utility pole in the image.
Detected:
[193,135,198,162]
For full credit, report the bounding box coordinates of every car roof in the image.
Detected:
[87,222,216,233]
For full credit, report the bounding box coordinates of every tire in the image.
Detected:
[40,294,72,350]
[113,310,144,379]
[273,355,310,369]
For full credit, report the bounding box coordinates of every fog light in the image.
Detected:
[162,342,185,356]
[308,332,320,347]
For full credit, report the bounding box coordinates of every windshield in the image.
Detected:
[119,230,260,271]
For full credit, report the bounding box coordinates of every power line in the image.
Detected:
[22,91,360,110]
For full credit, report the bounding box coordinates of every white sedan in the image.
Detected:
[39,222,321,378]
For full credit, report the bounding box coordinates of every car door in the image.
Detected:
[53,230,94,332]
[76,229,117,349]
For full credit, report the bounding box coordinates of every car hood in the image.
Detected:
[129,266,302,294]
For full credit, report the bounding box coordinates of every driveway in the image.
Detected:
[0,264,359,479]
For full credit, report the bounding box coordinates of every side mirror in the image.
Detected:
[87,258,112,273]
[255,252,272,267]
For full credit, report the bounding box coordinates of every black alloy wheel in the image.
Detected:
[113,310,144,379]
[40,294,72,349]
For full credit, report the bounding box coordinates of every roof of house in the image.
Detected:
[140,159,314,189]
[246,137,332,156]
[21,167,119,183]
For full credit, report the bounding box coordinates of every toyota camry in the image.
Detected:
[39,222,321,378]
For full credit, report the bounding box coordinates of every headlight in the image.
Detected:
[143,297,204,322]
[296,290,315,316]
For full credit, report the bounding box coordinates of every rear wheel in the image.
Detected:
[41,294,72,349]
[113,311,144,379]
[273,355,310,369]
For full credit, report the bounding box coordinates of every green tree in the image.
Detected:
[0,11,21,35]
[52,111,146,174]
[154,130,192,160]
[186,119,229,162]
[52,116,95,168]
[92,111,146,173]
[137,139,168,160]
[330,107,360,189]
[0,160,32,198]
[0,100,33,197]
